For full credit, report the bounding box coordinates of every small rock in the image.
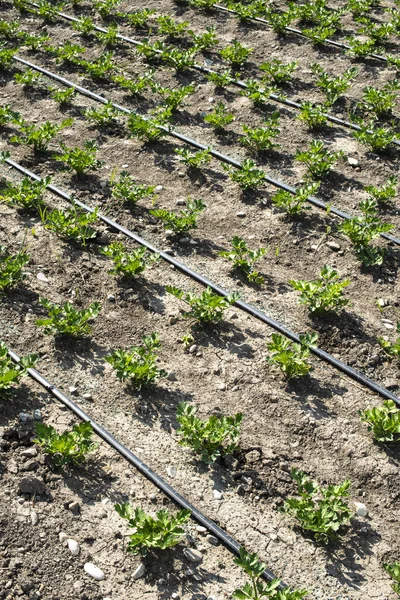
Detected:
[19,412,32,424]
[383,323,394,330]
[206,534,219,545]
[37,272,49,282]
[165,229,174,238]
[84,563,105,581]
[30,511,39,526]
[33,409,42,421]
[326,241,341,251]
[107,294,116,303]
[213,490,223,500]
[167,371,177,381]
[68,539,80,556]
[236,211,246,218]
[68,501,81,515]
[19,476,46,496]
[83,393,92,401]
[183,548,203,563]
[59,532,68,543]
[347,157,359,167]
[176,199,186,206]
[69,386,78,395]
[196,526,207,533]
[245,450,261,464]
[218,383,227,391]
[155,185,163,192]
[21,447,38,458]
[132,563,146,580]
[166,466,177,478]
[188,344,198,354]
[354,502,368,517]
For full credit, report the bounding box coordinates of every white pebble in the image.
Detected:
[84,563,105,581]
[354,502,368,517]
[166,466,177,478]
[155,185,163,192]
[132,563,146,579]
[183,548,203,563]
[347,157,359,167]
[30,511,39,525]
[213,490,223,500]
[37,272,49,282]
[68,539,80,556]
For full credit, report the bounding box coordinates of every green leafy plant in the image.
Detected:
[302,25,337,46]
[11,119,73,152]
[85,101,121,127]
[72,16,96,36]
[125,8,155,29]
[54,141,102,175]
[53,41,85,65]
[310,63,357,104]
[0,104,20,127]
[0,341,38,391]
[241,113,280,153]
[283,468,352,544]
[161,47,196,71]
[0,19,21,40]
[204,101,235,131]
[206,70,234,88]
[37,298,101,336]
[271,183,319,217]
[175,147,211,169]
[189,26,218,51]
[22,32,51,51]
[220,40,253,68]
[33,0,63,22]
[365,176,397,206]
[259,59,297,85]
[176,402,243,464]
[295,141,344,179]
[113,71,155,97]
[93,0,121,19]
[379,322,400,360]
[352,120,398,152]
[241,79,280,108]
[290,265,351,314]
[360,400,400,442]
[157,15,190,38]
[115,505,190,556]
[0,245,29,292]
[150,198,206,234]
[297,102,329,130]
[14,68,41,88]
[346,37,381,58]
[220,236,267,284]
[357,19,394,44]
[49,86,76,105]
[0,176,50,212]
[110,170,156,204]
[224,159,264,190]
[267,333,318,379]
[338,199,394,266]
[383,562,400,595]
[34,422,97,466]
[166,285,239,323]
[158,84,195,112]
[80,51,115,80]
[39,205,98,246]
[0,49,15,71]
[101,242,159,278]
[264,6,298,33]
[233,548,309,600]
[347,0,380,17]
[96,24,121,48]
[359,81,399,118]
[127,112,169,142]
[105,333,166,388]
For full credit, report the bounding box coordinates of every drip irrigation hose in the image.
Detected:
[23,4,400,146]
[6,347,283,587]
[3,154,400,407]
[11,55,400,247]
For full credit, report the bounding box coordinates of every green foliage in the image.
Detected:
[204,101,235,131]
[80,51,115,80]
[175,147,211,169]
[352,120,398,152]
[0,341,38,392]
[166,285,239,323]
[241,112,280,153]
[0,19,21,40]
[347,0,380,17]
[225,0,267,21]
[360,400,400,442]
[176,402,243,464]
[302,25,337,46]
[190,0,216,9]
[14,68,41,88]
[53,41,85,65]
[157,15,190,38]
[290,265,351,314]
[357,19,394,43]
[360,81,399,117]
[158,84,195,112]
[383,562,400,595]
[150,198,206,233]
[297,102,329,130]
[224,159,265,190]
[267,333,318,379]
[295,141,344,179]
[365,176,397,207]
[96,24,121,48]
[101,242,159,278]
[93,0,121,19]
[219,236,267,284]
[22,32,51,51]
[189,26,218,51]
[0,176,50,212]
[206,70,234,88]
[0,104,20,127]
[338,199,394,266]
[49,86,76,105]
[220,40,253,68]
[125,8,155,29]
[110,170,156,204]
[241,79,280,108]
[379,322,400,360]
[127,112,169,142]
[115,504,190,556]
[310,63,357,104]
[233,548,309,600]
[259,59,297,85]
[85,101,120,127]
[105,333,166,388]
[33,0,63,22]
[346,37,381,58]
[264,6,298,33]
[271,183,318,217]
[11,119,73,152]
[0,245,29,292]
[34,422,97,466]
[161,47,196,71]
[39,205,98,246]
[0,49,15,71]
[283,468,352,544]
[113,73,153,98]
[37,298,100,336]
[55,141,102,175]
[72,16,96,36]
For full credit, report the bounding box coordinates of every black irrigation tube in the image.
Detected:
[23,4,400,147]
[11,55,400,247]
[3,153,400,407]
[5,348,283,587]
[194,2,390,63]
